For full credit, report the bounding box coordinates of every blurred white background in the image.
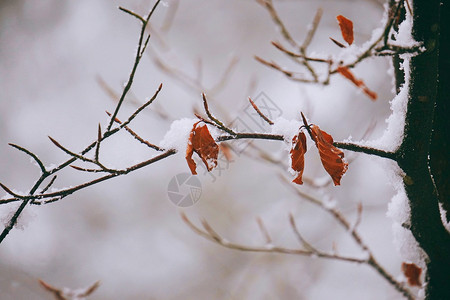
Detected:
[0,0,405,299]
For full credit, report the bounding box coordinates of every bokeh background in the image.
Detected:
[0,0,405,299]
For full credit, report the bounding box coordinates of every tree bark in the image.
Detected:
[397,0,450,299]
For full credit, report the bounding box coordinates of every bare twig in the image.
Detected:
[107,1,162,132]
[95,124,102,162]
[254,56,313,83]
[352,202,363,233]
[118,7,146,24]
[202,93,236,135]
[289,213,317,252]
[106,111,164,151]
[181,212,366,264]
[8,143,48,175]
[301,8,323,50]
[333,142,397,160]
[272,41,331,63]
[256,216,272,244]
[248,97,274,125]
[256,0,299,48]
[39,175,57,195]
[0,3,163,244]
[280,176,414,299]
[257,0,417,99]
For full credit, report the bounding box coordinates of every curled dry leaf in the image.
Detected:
[310,125,348,185]
[402,262,422,287]
[336,15,354,45]
[290,132,307,185]
[186,122,219,175]
[336,66,378,100]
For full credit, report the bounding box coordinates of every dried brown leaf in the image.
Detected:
[290,132,307,185]
[336,15,354,45]
[310,125,348,185]
[402,262,422,287]
[186,122,219,174]
[336,66,378,100]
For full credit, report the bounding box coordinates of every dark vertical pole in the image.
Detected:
[397,0,450,299]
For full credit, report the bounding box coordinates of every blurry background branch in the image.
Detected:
[182,174,414,300]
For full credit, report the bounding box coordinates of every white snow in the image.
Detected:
[438,203,450,233]
[386,183,410,224]
[343,10,417,152]
[271,117,304,176]
[270,117,302,143]
[391,222,427,269]
[384,160,427,269]
[159,118,198,152]
[359,6,429,272]
[0,202,37,230]
[343,54,409,151]
[391,8,421,49]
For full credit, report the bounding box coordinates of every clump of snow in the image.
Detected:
[438,203,450,233]
[386,184,410,224]
[391,222,427,269]
[271,117,303,175]
[383,160,427,270]
[343,55,409,152]
[343,9,420,152]
[1,203,37,230]
[391,9,421,49]
[271,117,301,143]
[159,118,198,152]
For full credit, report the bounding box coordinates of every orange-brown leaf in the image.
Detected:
[186,122,219,175]
[336,15,354,45]
[336,66,378,100]
[336,66,362,86]
[402,262,422,287]
[362,86,378,100]
[310,125,348,185]
[290,132,307,185]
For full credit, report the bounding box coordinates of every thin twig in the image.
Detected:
[202,93,236,135]
[256,217,272,244]
[248,97,274,125]
[254,56,313,83]
[8,150,177,202]
[271,41,331,63]
[39,175,57,195]
[280,176,414,299]
[181,212,367,264]
[119,83,163,129]
[289,213,317,252]
[301,8,323,50]
[0,3,163,245]
[333,142,397,160]
[95,124,102,162]
[107,0,162,132]
[48,136,112,172]
[257,0,299,48]
[118,7,146,23]
[8,143,48,175]
[106,111,164,151]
